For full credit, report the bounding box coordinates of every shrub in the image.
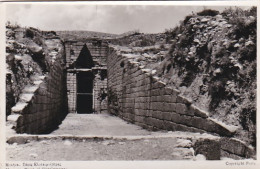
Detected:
[25,29,34,38]
[165,26,179,43]
[209,80,227,110]
[232,17,256,39]
[6,21,20,29]
[160,44,165,49]
[238,45,256,62]
[34,37,43,46]
[248,6,257,17]
[222,7,256,39]
[197,9,219,16]
[179,33,194,48]
[183,15,193,24]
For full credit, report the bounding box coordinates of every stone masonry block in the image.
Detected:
[162,95,172,103]
[164,87,173,95]
[190,105,208,118]
[162,103,172,112]
[151,89,160,96]
[145,117,152,126]
[134,109,142,116]
[170,94,177,103]
[152,111,163,120]
[174,123,197,133]
[190,117,234,136]
[176,103,188,115]
[156,95,164,102]
[170,112,189,125]
[151,96,157,102]
[144,78,151,86]
[157,102,165,111]
[162,112,172,121]
[152,118,164,129]
[172,89,180,96]
[149,102,156,110]
[176,95,192,105]
[220,138,256,159]
[139,109,147,116]
[144,110,151,117]
[163,121,175,131]
[152,81,166,89]
[170,103,177,112]
[189,116,208,130]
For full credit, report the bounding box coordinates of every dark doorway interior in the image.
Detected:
[75,44,94,114]
[77,71,94,114]
[76,44,94,69]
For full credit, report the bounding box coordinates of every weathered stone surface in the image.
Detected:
[194,139,221,160]
[175,103,187,115]
[164,87,173,95]
[162,112,172,121]
[163,103,172,112]
[220,138,256,159]
[152,81,166,89]
[135,115,145,123]
[176,95,192,105]
[190,105,208,118]
[152,110,163,120]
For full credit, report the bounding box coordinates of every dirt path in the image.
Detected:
[51,113,154,136]
[7,137,196,161]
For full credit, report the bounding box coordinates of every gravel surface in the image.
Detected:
[7,137,195,161]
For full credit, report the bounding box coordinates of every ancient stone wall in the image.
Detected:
[7,46,67,134]
[93,73,107,113]
[107,46,237,137]
[66,72,77,112]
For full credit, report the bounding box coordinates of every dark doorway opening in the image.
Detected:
[77,71,94,114]
[75,44,94,69]
[75,44,95,114]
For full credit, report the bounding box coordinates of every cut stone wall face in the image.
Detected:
[65,40,108,113]
[107,46,236,137]
[93,72,107,113]
[9,46,68,134]
[67,72,76,113]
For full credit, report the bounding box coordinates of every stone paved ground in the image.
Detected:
[6,113,217,161]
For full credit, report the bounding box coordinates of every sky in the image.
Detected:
[6,3,250,34]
